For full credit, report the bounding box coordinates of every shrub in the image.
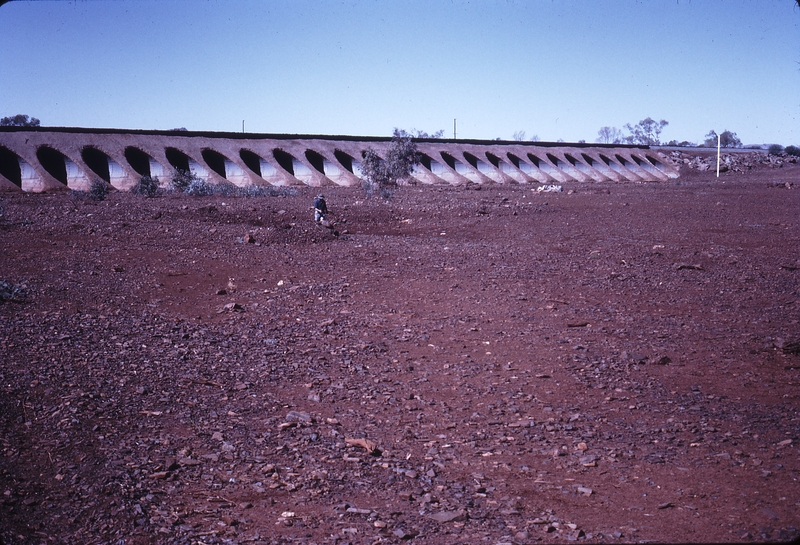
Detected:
[185,177,213,196]
[212,180,240,197]
[171,169,213,196]
[88,178,110,201]
[131,175,160,197]
[170,169,195,192]
[71,179,110,202]
[0,280,27,303]
[784,145,800,157]
[768,144,784,155]
[236,185,295,197]
[169,169,299,198]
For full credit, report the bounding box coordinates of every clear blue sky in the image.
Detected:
[1,0,798,145]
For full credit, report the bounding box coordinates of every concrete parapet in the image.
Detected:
[0,127,679,192]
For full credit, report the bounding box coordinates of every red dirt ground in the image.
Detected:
[1,159,799,544]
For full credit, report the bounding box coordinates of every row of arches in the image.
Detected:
[414,147,673,185]
[0,131,678,192]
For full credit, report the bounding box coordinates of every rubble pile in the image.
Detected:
[668,150,798,174]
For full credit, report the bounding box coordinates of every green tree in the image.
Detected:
[768,144,784,155]
[1,114,40,127]
[596,126,624,144]
[704,130,742,148]
[409,129,444,138]
[623,117,668,145]
[360,129,421,198]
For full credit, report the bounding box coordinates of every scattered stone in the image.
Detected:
[218,302,244,313]
[429,509,467,523]
[285,411,313,423]
[345,437,381,456]
[346,507,372,515]
[392,527,419,539]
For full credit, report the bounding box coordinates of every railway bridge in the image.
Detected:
[0,127,679,192]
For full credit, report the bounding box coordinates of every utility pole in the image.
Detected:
[454,118,457,140]
[242,120,245,133]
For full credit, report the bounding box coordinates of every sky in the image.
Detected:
[1,0,798,145]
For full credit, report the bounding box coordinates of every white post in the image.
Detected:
[716,133,721,178]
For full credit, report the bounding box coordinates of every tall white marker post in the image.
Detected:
[716,133,721,178]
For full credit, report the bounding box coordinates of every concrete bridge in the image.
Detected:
[0,127,679,192]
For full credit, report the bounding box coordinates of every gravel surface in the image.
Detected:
[1,161,799,544]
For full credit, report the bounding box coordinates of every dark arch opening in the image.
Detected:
[165,147,191,172]
[507,153,521,168]
[272,149,295,175]
[600,154,624,173]
[81,146,111,182]
[304,149,326,174]
[615,154,631,167]
[632,155,659,176]
[546,153,562,167]
[334,149,354,173]
[0,146,22,187]
[419,153,433,171]
[527,154,542,168]
[645,154,666,170]
[201,149,228,179]
[565,153,590,173]
[581,153,595,166]
[240,149,262,176]
[463,152,479,169]
[36,146,67,185]
[440,151,457,170]
[124,146,152,176]
[485,152,501,168]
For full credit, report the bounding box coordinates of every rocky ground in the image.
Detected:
[1,158,799,544]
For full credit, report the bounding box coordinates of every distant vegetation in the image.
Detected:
[768,144,784,155]
[596,118,668,145]
[1,114,40,127]
[596,118,794,150]
[704,130,742,148]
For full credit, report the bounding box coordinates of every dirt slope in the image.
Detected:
[1,164,799,544]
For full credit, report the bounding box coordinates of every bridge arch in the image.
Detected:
[0,146,22,188]
[36,146,68,186]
